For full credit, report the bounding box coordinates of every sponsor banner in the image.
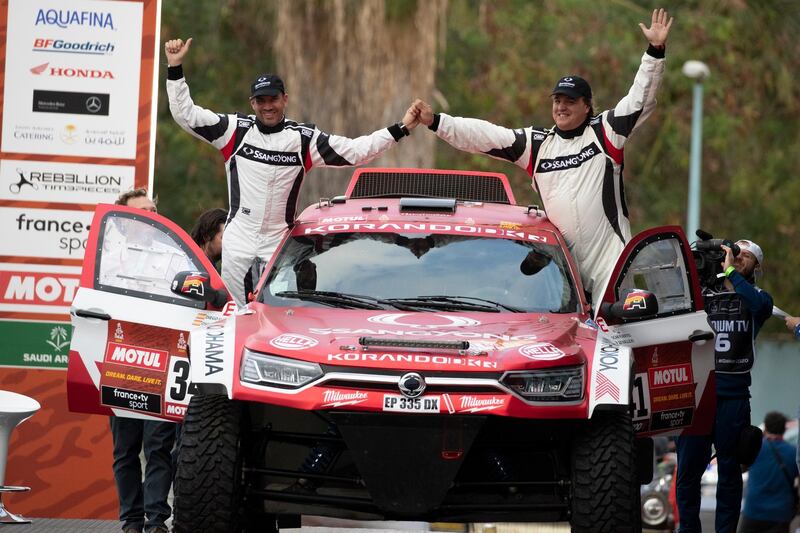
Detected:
[367,313,480,329]
[648,363,693,389]
[0,320,71,368]
[2,0,144,158]
[1,206,93,259]
[99,320,189,420]
[649,383,695,411]
[104,342,168,372]
[327,352,497,370]
[270,333,318,351]
[320,389,369,408]
[190,316,236,392]
[588,338,630,413]
[101,385,161,414]
[309,326,538,342]
[32,89,109,116]
[441,393,507,414]
[651,407,694,431]
[518,342,565,361]
[301,222,551,244]
[0,264,80,314]
[630,342,708,436]
[0,159,134,204]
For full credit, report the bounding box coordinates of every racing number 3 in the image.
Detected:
[169,358,199,402]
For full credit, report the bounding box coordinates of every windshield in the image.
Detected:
[260,231,579,313]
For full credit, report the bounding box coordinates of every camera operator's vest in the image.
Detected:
[705,292,755,374]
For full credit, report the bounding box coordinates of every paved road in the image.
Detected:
[16,511,719,532]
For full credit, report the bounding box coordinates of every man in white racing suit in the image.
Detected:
[164,38,419,305]
[412,9,673,299]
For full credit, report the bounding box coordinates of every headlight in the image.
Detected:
[501,366,584,402]
[241,348,323,388]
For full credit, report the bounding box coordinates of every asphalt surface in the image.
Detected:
[13,510,719,532]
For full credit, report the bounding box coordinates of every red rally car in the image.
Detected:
[67,169,717,533]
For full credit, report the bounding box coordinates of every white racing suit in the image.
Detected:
[166,65,410,305]
[428,47,665,296]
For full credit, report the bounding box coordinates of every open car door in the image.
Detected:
[67,205,234,422]
[594,226,715,437]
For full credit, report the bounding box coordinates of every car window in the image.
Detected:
[617,237,693,315]
[95,213,205,308]
[261,232,579,313]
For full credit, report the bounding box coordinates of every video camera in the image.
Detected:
[691,229,740,291]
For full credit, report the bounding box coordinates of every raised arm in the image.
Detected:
[306,102,420,169]
[414,99,539,175]
[603,9,674,148]
[164,37,238,153]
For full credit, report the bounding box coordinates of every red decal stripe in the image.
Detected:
[221,134,237,162]
[603,128,624,165]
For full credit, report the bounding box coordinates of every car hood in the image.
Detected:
[242,306,590,372]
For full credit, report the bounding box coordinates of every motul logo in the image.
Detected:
[0,272,80,306]
[649,363,693,389]
[30,63,114,79]
[105,342,168,372]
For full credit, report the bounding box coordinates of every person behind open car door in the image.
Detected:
[676,240,773,533]
[110,189,175,533]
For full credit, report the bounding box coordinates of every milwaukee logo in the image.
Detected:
[459,396,504,412]
[105,342,168,372]
[322,390,368,407]
[649,364,693,389]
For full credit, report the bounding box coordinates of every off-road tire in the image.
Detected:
[570,410,641,533]
[173,394,261,533]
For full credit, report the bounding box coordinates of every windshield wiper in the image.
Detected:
[385,295,525,313]
[275,290,387,310]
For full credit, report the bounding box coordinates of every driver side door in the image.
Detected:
[594,226,715,437]
[67,205,233,422]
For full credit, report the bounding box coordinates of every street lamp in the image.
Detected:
[682,60,710,241]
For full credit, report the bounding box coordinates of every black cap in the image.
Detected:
[551,76,592,100]
[250,74,285,98]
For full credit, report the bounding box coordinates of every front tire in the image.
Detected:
[570,410,641,533]
[173,394,262,533]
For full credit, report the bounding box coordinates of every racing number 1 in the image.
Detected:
[631,374,649,420]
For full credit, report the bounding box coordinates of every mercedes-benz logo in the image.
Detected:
[86,96,102,113]
[398,372,426,399]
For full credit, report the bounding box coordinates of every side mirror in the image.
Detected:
[602,288,659,320]
[171,271,228,308]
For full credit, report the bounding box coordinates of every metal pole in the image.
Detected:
[686,81,704,240]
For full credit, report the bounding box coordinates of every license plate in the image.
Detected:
[382,394,440,413]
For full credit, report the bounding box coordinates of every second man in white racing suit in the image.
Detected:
[412,9,673,299]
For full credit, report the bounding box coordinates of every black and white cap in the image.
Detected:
[551,75,592,100]
[250,74,285,98]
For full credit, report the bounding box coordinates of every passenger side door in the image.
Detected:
[594,226,715,437]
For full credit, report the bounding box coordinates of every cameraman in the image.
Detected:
[676,240,773,533]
